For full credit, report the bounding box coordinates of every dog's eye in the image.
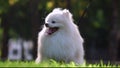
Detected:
[52,21,56,24]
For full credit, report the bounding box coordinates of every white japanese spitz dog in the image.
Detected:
[35,8,84,64]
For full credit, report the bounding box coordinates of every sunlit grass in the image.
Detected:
[0,60,119,67]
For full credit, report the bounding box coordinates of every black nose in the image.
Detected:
[45,23,49,27]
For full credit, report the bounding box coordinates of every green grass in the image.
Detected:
[0,60,119,67]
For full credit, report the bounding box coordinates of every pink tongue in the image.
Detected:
[47,28,55,35]
[46,27,58,35]
[47,29,53,35]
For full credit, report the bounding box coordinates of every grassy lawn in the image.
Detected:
[0,60,119,67]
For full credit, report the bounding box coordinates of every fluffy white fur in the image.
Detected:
[35,8,84,64]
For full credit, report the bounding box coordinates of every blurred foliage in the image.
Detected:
[0,0,114,47]
[0,0,120,60]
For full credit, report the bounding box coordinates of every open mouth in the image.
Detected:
[46,27,59,35]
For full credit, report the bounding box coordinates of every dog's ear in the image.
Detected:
[62,9,73,20]
[62,9,70,17]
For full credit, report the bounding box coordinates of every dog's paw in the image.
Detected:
[35,57,41,64]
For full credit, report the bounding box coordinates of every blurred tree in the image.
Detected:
[0,0,10,60]
[29,0,40,59]
[66,0,71,10]
[108,0,119,61]
[1,13,9,60]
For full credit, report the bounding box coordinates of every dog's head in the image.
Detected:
[44,8,73,35]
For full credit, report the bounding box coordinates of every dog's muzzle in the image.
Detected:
[45,24,59,35]
[45,23,49,27]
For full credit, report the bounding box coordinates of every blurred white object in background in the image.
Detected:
[8,38,22,60]
[8,38,33,61]
[23,40,33,60]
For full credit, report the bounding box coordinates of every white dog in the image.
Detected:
[35,8,84,64]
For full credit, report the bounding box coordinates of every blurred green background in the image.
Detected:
[0,0,120,62]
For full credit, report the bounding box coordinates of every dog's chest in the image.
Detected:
[41,33,75,59]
